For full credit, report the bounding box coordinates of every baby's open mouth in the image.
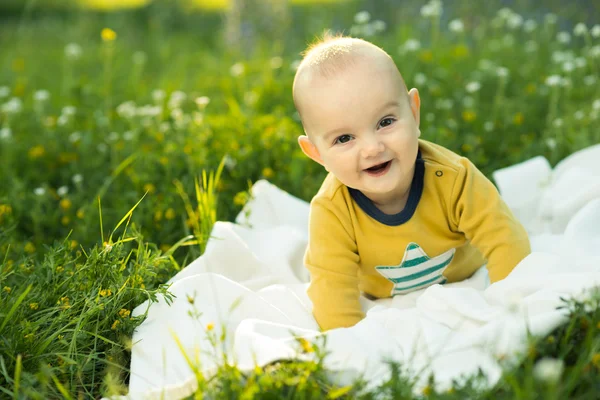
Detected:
[365,161,391,172]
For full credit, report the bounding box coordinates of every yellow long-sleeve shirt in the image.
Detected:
[304,139,531,331]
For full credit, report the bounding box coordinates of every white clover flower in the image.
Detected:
[449,19,464,33]
[168,91,187,109]
[64,43,82,60]
[62,106,76,116]
[159,122,170,132]
[524,19,537,32]
[465,81,481,93]
[230,62,245,77]
[170,108,183,121]
[545,75,562,87]
[372,20,387,33]
[123,130,135,141]
[557,31,571,44]
[0,86,9,98]
[420,0,442,18]
[446,118,458,129]
[72,174,83,184]
[591,25,600,38]
[574,110,585,120]
[497,7,513,20]
[223,154,237,170]
[496,66,509,78]
[34,187,46,196]
[69,131,81,143]
[544,13,557,25]
[362,23,376,37]
[589,45,600,58]
[593,99,600,111]
[117,101,137,119]
[132,51,147,65]
[584,75,597,86]
[478,59,494,71]
[57,115,69,126]
[34,90,50,102]
[195,96,210,109]
[507,14,523,29]
[354,10,371,24]
[533,358,564,384]
[561,77,572,87]
[1,98,23,114]
[97,143,108,153]
[414,73,427,86]
[244,91,258,105]
[574,57,587,68]
[462,96,475,108]
[435,98,454,110]
[525,41,538,52]
[0,127,11,139]
[108,131,119,142]
[562,61,575,72]
[502,34,515,47]
[57,186,69,196]
[573,23,587,36]
[553,118,563,128]
[136,105,161,117]
[290,60,301,71]
[402,39,421,52]
[152,89,166,103]
[484,121,494,132]
[269,56,283,69]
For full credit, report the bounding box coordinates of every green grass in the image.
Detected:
[1,0,600,398]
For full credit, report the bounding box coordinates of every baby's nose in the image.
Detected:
[361,136,385,157]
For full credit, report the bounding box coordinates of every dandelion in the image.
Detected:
[29,303,39,310]
[574,23,588,36]
[533,357,564,384]
[465,81,481,93]
[101,28,117,42]
[230,62,245,77]
[591,25,600,38]
[34,187,46,196]
[0,127,12,140]
[72,174,83,184]
[557,31,571,44]
[34,90,50,102]
[354,11,370,24]
[524,19,537,32]
[64,43,82,60]
[0,86,10,97]
[448,19,464,33]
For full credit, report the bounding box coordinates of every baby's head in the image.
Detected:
[293,34,422,208]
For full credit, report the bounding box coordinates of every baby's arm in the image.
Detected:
[305,198,364,331]
[449,158,531,282]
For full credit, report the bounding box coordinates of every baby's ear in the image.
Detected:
[408,88,421,127]
[298,135,325,166]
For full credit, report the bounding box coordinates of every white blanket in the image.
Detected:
[117,145,600,400]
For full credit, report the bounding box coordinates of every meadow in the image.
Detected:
[1,0,600,398]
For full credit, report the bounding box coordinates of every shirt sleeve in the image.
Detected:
[304,197,364,331]
[449,158,531,282]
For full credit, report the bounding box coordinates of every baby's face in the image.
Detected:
[297,56,421,208]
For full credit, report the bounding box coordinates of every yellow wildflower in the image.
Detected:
[183,144,193,154]
[101,28,117,42]
[76,209,85,219]
[165,208,176,220]
[513,112,524,125]
[29,303,39,310]
[419,50,433,63]
[143,183,156,194]
[61,216,70,226]
[159,156,169,166]
[99,288,112,297]
[160,244,171,252]
[111,320,120,330]
[56,266,64,274]
[118,308,131,318]
[422,385,432,396]
[461,143,473,153]
[70,240,78,250]
[59,198,72,211]
[262,167,274,179]
[3,286,11,294]
[452,44,470,58]
[28,145,45,159]
[206,322,215,331]
[592,353,600,368]
[462,110,477,122]
[24,242,36,254]
[58,334,64,340]
[298,338,314,353]
[12,58,25,72]
[526,83,536,94]
[154,210,163,222]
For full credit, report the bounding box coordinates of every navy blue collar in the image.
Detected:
[348,151,425,226]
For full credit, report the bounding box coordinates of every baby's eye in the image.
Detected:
[379,117,396,128]
[334,134,352,144]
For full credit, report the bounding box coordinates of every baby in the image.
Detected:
[292,34,531,331]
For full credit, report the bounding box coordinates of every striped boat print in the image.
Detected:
[375,242,455,295]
